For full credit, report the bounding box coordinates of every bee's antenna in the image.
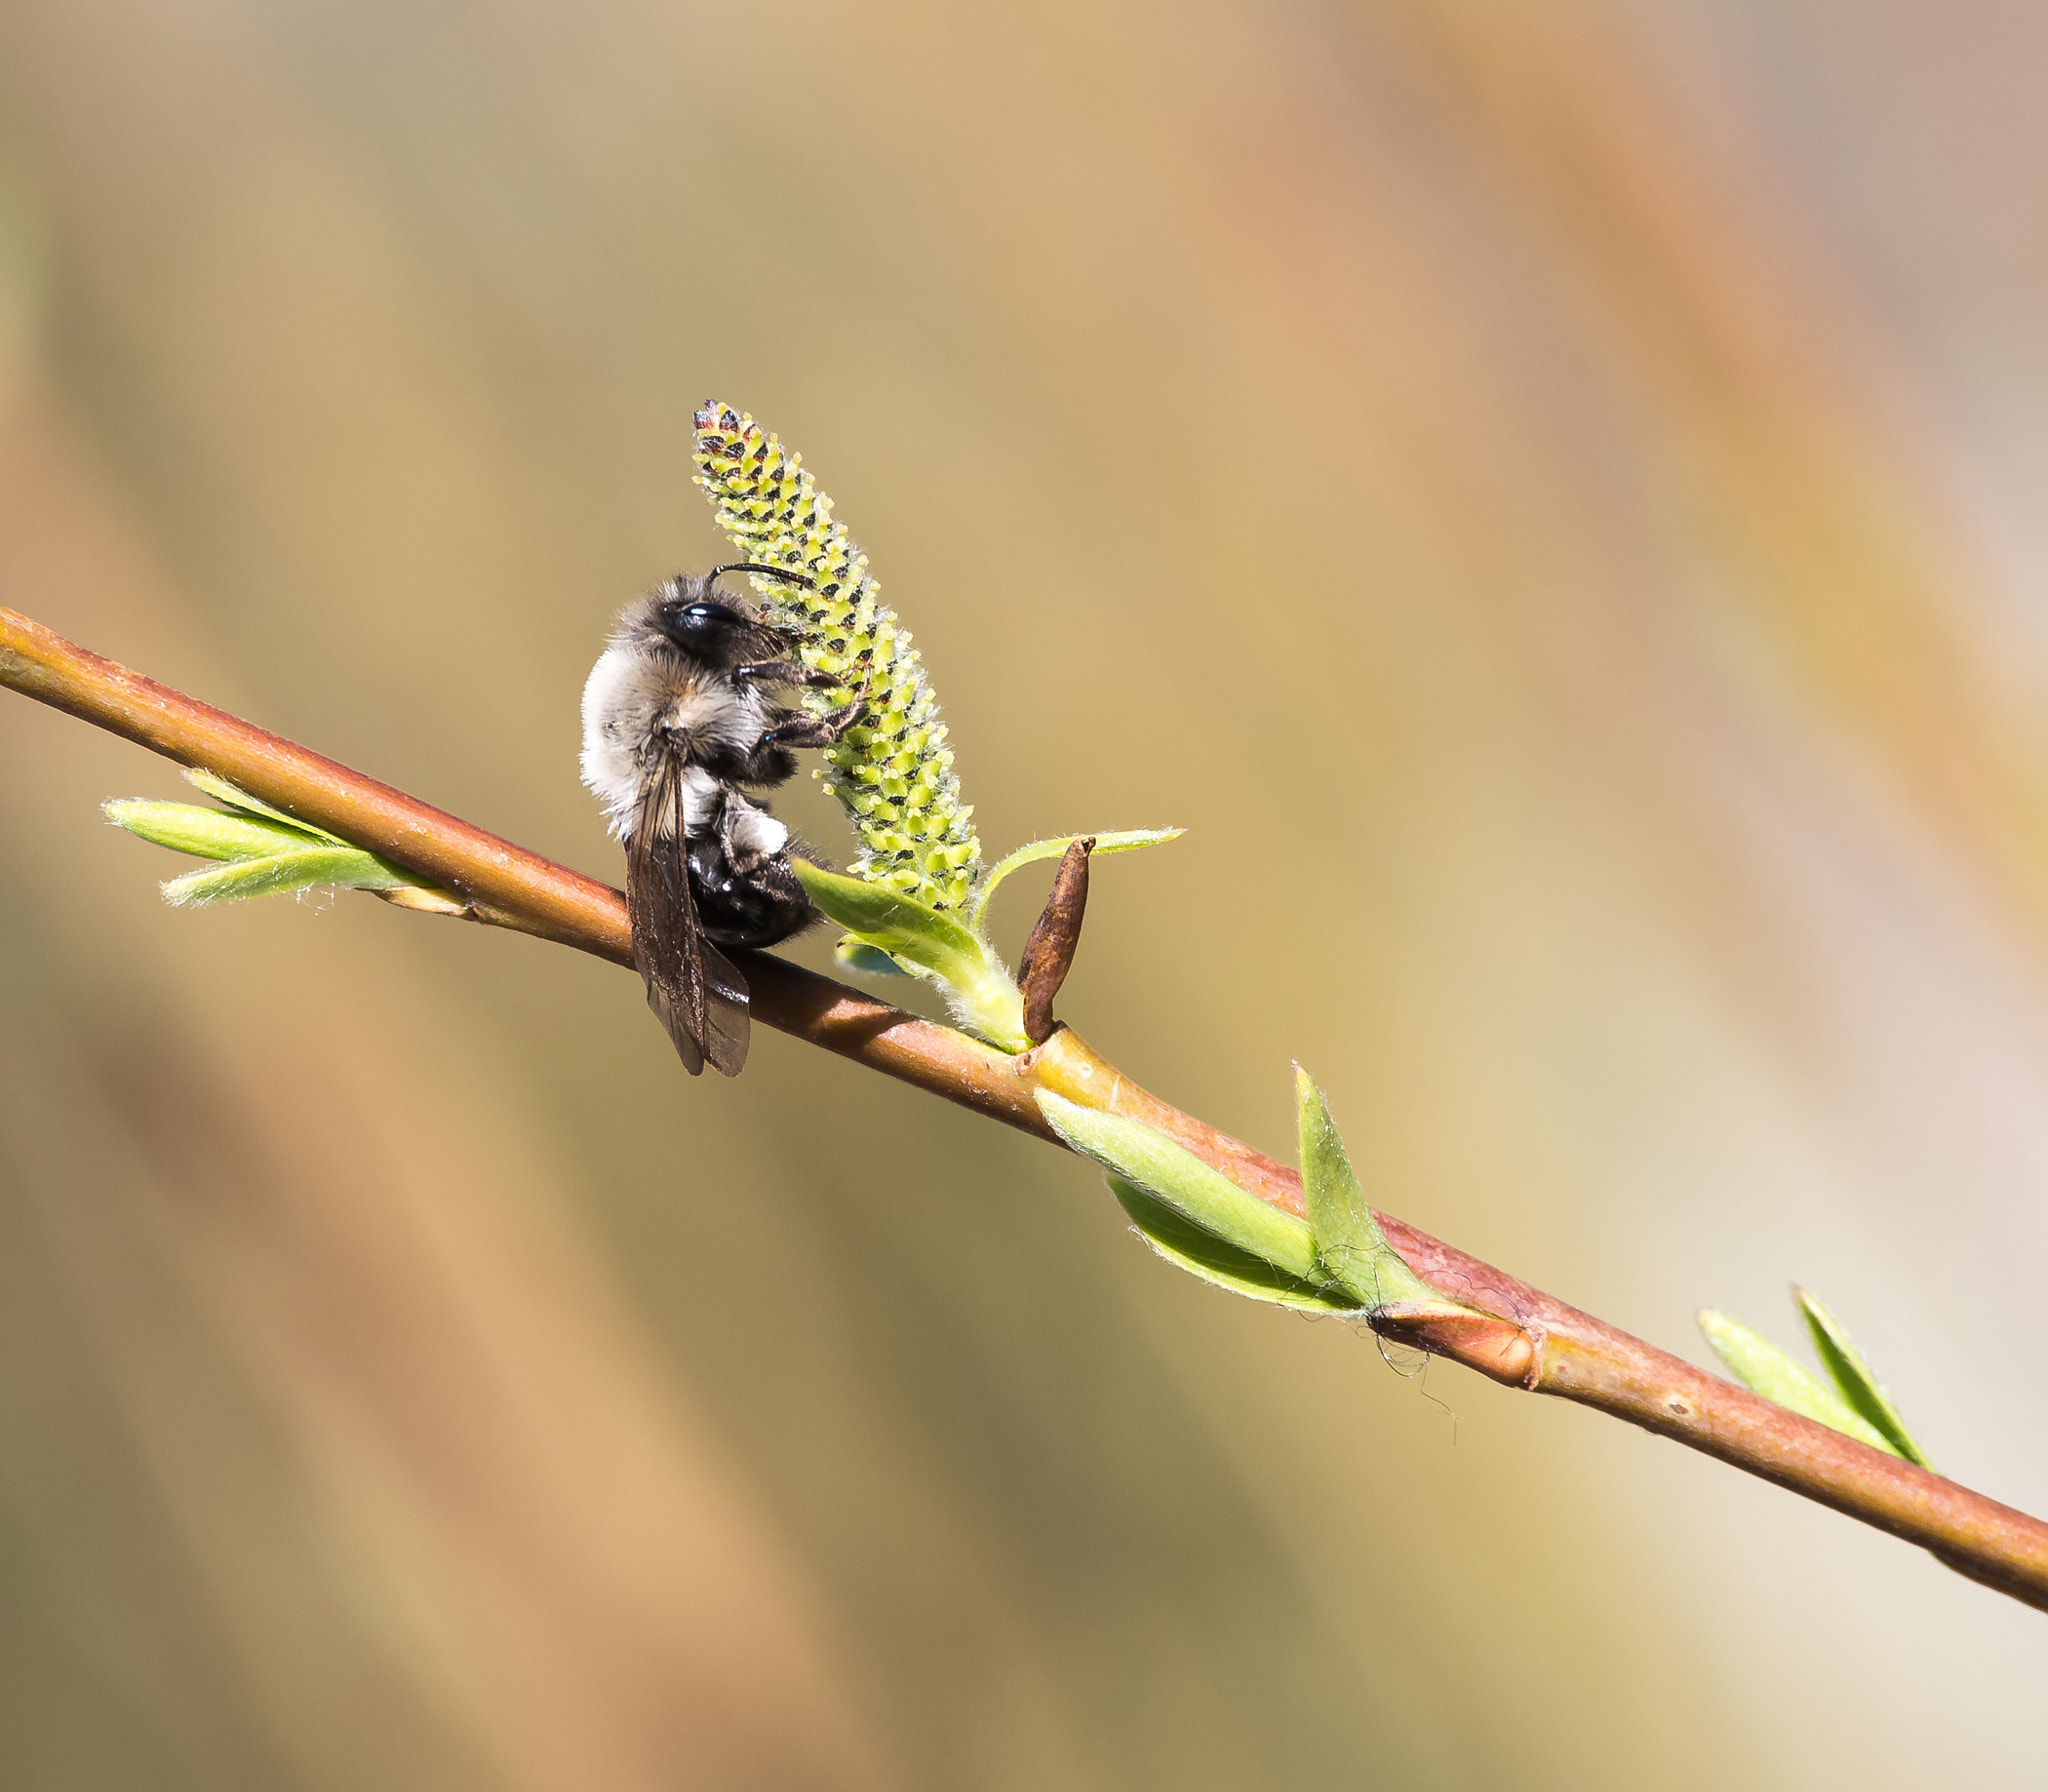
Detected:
[708,561,816,592]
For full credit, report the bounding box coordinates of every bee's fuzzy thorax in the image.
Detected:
[579,591,773,842]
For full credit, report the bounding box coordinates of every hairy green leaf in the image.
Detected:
[109,784,445,911]
[1697,1310,1899,1455]
[160,846,425,907]
[1796,1287,1934,1470]
[1109,1177,1362,1311]
[179,768,347,842]
[795,858,988,980]
[105,798,325,863]
[1037,1090,1321,1282]
[969,828,1182,938]
[795,857,1027,1047]
[1294,1066,1436,1307]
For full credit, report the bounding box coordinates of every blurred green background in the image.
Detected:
[2,1,2046,1785]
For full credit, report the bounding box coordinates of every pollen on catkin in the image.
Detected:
[692,403,982,910]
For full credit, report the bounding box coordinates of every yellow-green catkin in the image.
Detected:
[693,402,982,910]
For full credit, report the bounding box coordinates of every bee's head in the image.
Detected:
[648,563,812,660]
[652,589,750,652]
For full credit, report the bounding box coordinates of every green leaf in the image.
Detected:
[1796,1287,1934,1470]
[1294,1066,1437,1307]
[108,785,447,910]
[179,768,348,843]
[1697,1310,1900,1456]
[794,857,1027,1048]
[1037,1090,1322,1282]
[105,798,327,863]
[794,858,989,981]
[161,846,427,907]
[968,828,1182,938]
[1109,1177,1362,1312]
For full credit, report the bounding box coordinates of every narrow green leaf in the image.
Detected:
[104,799,325,863]
[1037,1090,1322,1282]
[160,845,426,906]
[794,857,1027,1047]
[1294,1066,1437,1308]
[1697,1310,1900,1455]
[969,827,1182,937]
[1109,1177,1362,1312]
[179,768,347,843]
[110,782,459,913]
[1796,1287,1934,1470]
[794,858,990,982]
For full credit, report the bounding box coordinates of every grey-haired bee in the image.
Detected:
[581,564,865,1076]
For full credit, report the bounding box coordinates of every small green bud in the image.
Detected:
[105,771,451,909]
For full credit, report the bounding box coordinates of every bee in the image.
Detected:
[581,564,865,1076]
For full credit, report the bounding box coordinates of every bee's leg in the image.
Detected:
[690,812,814,949]
[754,682,869,753]
[732,661,844,690]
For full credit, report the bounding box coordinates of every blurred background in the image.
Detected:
[0,0,2045,1784]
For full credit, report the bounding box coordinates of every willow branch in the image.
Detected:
[5,603,2045,1613]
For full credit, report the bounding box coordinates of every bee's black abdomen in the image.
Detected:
[686,830,812,949]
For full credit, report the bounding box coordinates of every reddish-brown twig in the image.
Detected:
[5,602,2045,1612]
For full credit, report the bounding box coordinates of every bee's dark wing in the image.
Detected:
[623,760,751,1078]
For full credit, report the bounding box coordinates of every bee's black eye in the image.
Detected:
[657,598,745,647]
